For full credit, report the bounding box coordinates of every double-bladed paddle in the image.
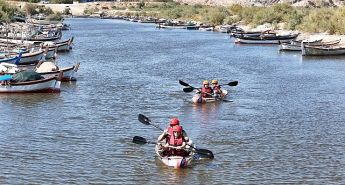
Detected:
[133,136,188,150]
[138,114,214,159]
[179,80,239,89]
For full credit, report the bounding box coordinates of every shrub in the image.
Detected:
[47,12,63,21]
[24,3,38,16]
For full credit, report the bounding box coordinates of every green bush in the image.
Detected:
[47,12,63,21]
[24,3,38,16]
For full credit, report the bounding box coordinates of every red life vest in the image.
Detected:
[201,87,213,98]
[213,85,222,94]
[167,127,183,146]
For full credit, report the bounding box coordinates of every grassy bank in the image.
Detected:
[105,2,345,34]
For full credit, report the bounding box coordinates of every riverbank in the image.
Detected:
[9,1,345,41]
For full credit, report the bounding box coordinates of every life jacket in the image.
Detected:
[167,127,184,146]
[213,85,222,94]
[201,87,213,98]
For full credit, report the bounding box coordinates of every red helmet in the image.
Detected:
[170,118,180,126]
[173,125,182,132]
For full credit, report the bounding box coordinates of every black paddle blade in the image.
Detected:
[133,136,147,145]
[195,148,214,159]
[228,81,238,86]
[138,114,151,125]
[183,87,194,93]
[179,80,191,87]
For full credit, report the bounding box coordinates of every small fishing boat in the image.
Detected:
[235,33,298,44]
[41,37,74,52]
[0,72,61,93]
[155,144,195,168]
[15,50,44,65]
[279,38,324,51]
[192,90,228,103]
[301,40,344,56]
[1,62,80,82]
[35,62,80,81]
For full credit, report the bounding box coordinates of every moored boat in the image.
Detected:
[35,62,80,81]
[301,40,344,56]
[14,50,44,65]
[279,38,324,51]
[235,33,298,44]
[192,90,228,103]
[0,73,61,93]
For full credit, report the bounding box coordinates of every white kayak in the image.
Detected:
[155,144,195,168]
[192,89,228,103]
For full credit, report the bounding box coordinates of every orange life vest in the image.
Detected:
[167,127,184,146]
[201,87,213,98]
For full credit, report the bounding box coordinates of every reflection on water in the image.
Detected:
[0,93,61,107]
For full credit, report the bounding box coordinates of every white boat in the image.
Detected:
[42,37,73,52]
[36,62,80,81]
[0,75,61,93]
[13,50,44,65]
[192,90,228,103]
[199,27,214,31]
[2,62,80,82]
[279,42,302,51]
[155,144,195,168]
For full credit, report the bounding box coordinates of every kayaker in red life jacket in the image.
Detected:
[157,118,192,157]
[211,79,222,97]
[200,80,213,98]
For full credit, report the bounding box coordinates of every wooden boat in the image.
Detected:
[155,144,195,168]
[157,24,186,29]
[192,90,228,103]
[14,50,44,65]
[301,40,343,56]
[199,26,214,31]
[35,62,80,81]
[230,27,272,37]
[0,53,21,64]
[42,37,74,52]
[279,39,323,51]
[235,33,298,44]
[0,74,61,93]
[1,62,80,82]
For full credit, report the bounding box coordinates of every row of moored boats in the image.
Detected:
[0,18,78,93]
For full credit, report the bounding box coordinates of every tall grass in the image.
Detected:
[110,2,345,34]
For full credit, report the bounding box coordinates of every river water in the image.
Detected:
[0,18,344,184]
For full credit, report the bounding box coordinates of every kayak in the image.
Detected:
[155,144,195,168]
[192,89,228,103]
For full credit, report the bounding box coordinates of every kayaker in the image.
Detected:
[157,118,191,157]
[200,80,213,98]
[211,79,222,97]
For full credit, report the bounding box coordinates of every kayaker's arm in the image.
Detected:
[157,129,169,142]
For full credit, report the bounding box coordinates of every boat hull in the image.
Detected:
[18,50,44,65]
[302,45,345,56]
[0,77,60,93]
[192,90,228,103]
[155,145,194,168]
[39,63,79,81]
